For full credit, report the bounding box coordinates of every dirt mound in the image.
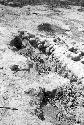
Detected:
[38,23,54,33]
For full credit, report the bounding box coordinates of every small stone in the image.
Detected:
[37,43,42,48]
[27,33,35,39]
[71,56,81,61]
[49,47,54,53]
[69,47,78,53]
[18,31,24,37]
[22,39,28,47]
[81,58,84,64]
[10,65,20,71]
[46,47,50,54]
[29,38,37,48]
[80,51,84,56]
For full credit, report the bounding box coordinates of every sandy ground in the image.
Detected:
[0,3,84,125]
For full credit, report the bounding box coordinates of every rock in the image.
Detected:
[18,31,25,38]
[71,55,81,61]
[10,65,20,72]
[27,33,35,39]
[53,37,61,42]
[29,38,37,48]
[39,46,46,54]
[78,8,84,12]
[69,47,78,54]
[10,36,22,50]
[80,51,84,56]
[35,37,41,44]
[80,58,84,64]
[46,47,50,54]
[49,46,54,53]
[22,39,28,47]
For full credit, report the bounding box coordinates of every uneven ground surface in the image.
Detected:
[0,3,84,125]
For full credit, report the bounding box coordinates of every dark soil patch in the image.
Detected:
[38,23,55,33]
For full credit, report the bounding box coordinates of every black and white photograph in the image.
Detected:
[0,0,84,125]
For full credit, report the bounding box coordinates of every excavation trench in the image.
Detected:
[10,31,82,81]
[9,31,84,82]
[9,31,84,123]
